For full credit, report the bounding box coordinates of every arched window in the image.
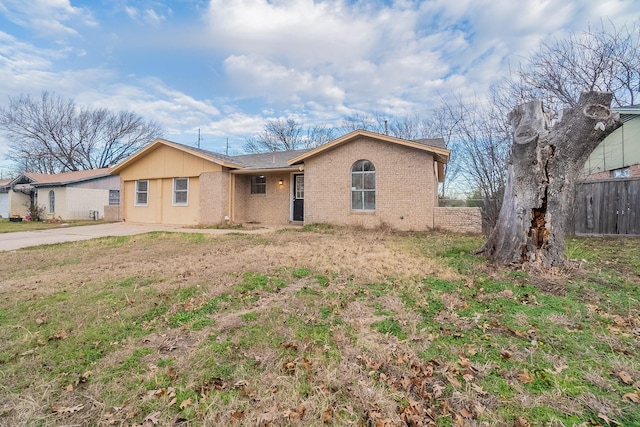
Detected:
[351,160,375,210]
[49,190,55,213]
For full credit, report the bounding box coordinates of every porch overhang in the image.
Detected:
[230,166,304,175]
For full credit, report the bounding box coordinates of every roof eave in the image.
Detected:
[230,166,304,175]
[287,130,450,165]
[110,138,245,174]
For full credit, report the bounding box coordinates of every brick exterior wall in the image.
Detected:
[433,207,483,234]
[103,205,123,222]
[303,137,438,231]
[583,163,640,180]
[232,173,292,225]
[199,171,229,224]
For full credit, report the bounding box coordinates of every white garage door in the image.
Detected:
[0,193,8,219]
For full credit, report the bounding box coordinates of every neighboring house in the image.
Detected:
[583,105,640,179]
[575,105,640,235]
[5,168,120,220]
[110,130,480,232]
[0,179,10,218]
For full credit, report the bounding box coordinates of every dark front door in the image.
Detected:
[293,174,304,221]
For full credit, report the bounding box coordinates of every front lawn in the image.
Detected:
[0,226,638,426]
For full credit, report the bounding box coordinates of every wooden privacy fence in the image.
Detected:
[573,178,640,235]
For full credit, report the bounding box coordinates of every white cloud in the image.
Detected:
[1,0,639,161]
[0,0,96,38]
[223,55,345,108]
[143,9,165,25]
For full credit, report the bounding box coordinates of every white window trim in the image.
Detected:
[351,160,376,211]
[173,177,189,206]
[135,180,149,206]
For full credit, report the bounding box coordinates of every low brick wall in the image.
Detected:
[103,205,123,222]
[433,207,482,234]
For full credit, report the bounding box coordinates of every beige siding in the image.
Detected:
[118,144,222,180]
[303,137,437,231]
[117,144,223,225]
[233,174,291,225]
[123,177,200,225]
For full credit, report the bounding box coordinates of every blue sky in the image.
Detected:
[0,0,638,172]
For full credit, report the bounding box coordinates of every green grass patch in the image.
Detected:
[2,229,640,426]
[371,318,407,340]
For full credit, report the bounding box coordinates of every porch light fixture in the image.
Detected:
[278,179,284,186]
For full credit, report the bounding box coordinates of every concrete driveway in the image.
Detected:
[0,222,277,252]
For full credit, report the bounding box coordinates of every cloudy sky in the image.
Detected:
[0,0,638,171]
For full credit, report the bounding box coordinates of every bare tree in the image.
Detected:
[501,20,640,114]
[305,124,336,148]
[340,113,385,135]
[244,118,336,153]
[431,96,511,231]
[0,91,163,173]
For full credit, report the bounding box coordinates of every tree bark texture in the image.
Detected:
[477,92,621,268]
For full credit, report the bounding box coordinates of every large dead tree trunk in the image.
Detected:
[477,92,621,268]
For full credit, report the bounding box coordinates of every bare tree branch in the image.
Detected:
[0,91,163,173]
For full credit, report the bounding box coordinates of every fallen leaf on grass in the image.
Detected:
[616,371,633,384]
[445,373,462,388]
[322,407,333,423]
[283,405,305,421]
[622,392,640,403]
[142,411,161,425]
[514,417,531,427]
[52,404,84,414]
[500,349,513,359]
[233,380,248,388]
[230,410,244,421]
[179,398,192,409]
[459,407,473,418]
[598,412,621,425]
[517,369,535,384]
[471,384,487,395]
[50,330,69,340]
[545,364,569,375]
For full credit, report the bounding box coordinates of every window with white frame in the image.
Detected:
[49,190,55,213]
[135,180,148,206]
[351,159,375,210]
[251,175,266,194]
[173,178,189,205]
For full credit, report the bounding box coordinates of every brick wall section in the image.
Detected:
[199,171,229,224]
[103,205,123,221]
[433,207,482,234]
[232,173,292,225]
[304,137,438,231]
[584,163,640,180]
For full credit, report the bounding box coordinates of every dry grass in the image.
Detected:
[1,226,639,426]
